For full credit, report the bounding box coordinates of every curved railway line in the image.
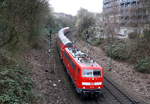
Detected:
[50,32,145,104]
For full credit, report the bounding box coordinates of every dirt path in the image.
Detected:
[75,40,150,104]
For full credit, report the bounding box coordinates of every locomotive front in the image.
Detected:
[73,51,104,94]
[76,65,104,94]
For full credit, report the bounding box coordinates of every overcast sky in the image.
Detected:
[49,0,103,16]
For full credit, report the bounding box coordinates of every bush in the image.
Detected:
[107,42,130,60]
[135,57,150,73]
[87,38,103,46]
[0,66,34,104]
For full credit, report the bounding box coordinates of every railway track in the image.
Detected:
[104,76,139,104]
[83,73,143,104]
[70,75,139,104]
[82,77,140,104]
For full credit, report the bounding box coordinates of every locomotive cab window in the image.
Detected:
[82,69,101,77]
[93,70,101,77]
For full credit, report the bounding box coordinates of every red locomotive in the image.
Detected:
[57,27,104,95]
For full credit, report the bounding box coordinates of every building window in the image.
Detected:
[131,1,136,6]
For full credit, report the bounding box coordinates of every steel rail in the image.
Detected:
[104,76,139,104]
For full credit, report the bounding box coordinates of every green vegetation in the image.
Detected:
[0,66,34,104]
[87,38,103,46]
[0,0,51,48]
[0,48,34,104]
[105,30,150,73]
[107,42,130,60]
[0,0,55,103]
[135,57,150,73]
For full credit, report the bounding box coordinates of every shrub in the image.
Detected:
[87,38,103,46]
[135,57,150,73]
[0,66,34,104]
[107,42,130,60]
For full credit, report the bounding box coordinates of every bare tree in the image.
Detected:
[76,8,96,40]
[0,0,51,48]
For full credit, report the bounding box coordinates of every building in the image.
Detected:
[103,0,150,35]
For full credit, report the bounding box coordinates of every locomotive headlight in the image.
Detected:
[82,82,91,85]
[94,82,102,85]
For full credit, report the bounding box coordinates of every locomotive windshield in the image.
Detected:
[93,70,101,77]
[82,69,101,77]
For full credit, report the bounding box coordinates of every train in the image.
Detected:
[57,27,104,95]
